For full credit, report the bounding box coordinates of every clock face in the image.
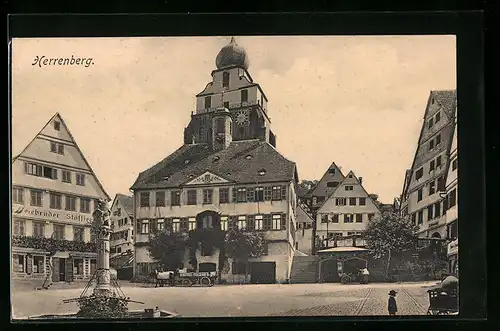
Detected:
[235,110,249,127]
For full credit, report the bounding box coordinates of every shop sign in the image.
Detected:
[12,206,93,224]
[447,239,458,256]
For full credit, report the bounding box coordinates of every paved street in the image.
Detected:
[11,281,438,319]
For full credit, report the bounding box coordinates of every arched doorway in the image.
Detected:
[196,210,221,230]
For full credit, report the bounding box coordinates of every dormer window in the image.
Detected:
[245,154,253,160]
[213,156,220,163]
[185,160,190,165]
[257,169,267,176]
[223,72,230,88]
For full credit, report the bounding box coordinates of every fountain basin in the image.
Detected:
[28,310,179,320]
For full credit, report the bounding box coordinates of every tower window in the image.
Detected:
[204,96,211,109]
[241,89,248,103]
[224,101,229,109]
[223,72,230,88]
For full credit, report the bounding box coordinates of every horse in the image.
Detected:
[154,269,174,288]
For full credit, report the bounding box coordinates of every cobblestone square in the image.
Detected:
[11,281,442,319]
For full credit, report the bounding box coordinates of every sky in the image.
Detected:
[11,36,456,204]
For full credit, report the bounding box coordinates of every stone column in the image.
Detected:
[92,200,113,296]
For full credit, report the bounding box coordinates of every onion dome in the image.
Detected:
[215,37,249,70]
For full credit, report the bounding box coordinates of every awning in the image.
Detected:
[317,247,370,254]
[53,251,70,259]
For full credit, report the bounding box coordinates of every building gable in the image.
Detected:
[310,161,345,199]
[12,112,110,200]
[318,171,380,213]
[402,90,456,198]
[183,171,232,186]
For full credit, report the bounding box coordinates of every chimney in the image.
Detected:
[359,177,363,185]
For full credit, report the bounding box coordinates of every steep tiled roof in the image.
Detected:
[131,139,297,190]
[432,90,457,116]
[297,204,314,224]
[116,194,134,216]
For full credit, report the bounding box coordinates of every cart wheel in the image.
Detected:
[181,278,193,287]
[341,275,350,284]
[200,277,211,287]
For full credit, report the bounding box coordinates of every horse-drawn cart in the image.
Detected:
[155,270,217,287]
[426,288,458,315]
[176,271,217,287]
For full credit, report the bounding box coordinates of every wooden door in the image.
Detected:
[52,258,60,282]
[65,258,74,282]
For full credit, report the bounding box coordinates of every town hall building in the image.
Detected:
[130,37,299,284]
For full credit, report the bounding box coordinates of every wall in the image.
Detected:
[135,185,290,220]
[135,241,291,283]
[13,159,106,201]
[317,177,380,234]
[196,67,263,112]
[295,228,313,255]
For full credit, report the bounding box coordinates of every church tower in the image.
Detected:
[184,37,277,148]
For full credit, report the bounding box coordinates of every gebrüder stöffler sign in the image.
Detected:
[12,205,93,224]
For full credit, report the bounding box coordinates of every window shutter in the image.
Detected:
[247,188,255,202]
[165,218,172,231]
[281,185,287,200]
[136,220,141,234]
[150,219,157,232]
[264,187,272,201]
[24,162,28,173]
[263,214,272,230]
[281,214,287,230]
[232,188,237,203]
[247,215,255,230]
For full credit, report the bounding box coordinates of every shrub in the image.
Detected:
[76,294,128,318]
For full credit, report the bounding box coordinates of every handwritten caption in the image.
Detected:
[32,55,94,68]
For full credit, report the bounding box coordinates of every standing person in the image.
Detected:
[388,290,398,316]
[361,267,370,284]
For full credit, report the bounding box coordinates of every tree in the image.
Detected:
[363,210,419,278]
[299,180,318,192]
[224,227,265,279]
[148,230,187,271]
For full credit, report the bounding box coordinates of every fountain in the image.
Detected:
[28,199,178,320]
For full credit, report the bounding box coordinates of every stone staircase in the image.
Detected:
[290,255,319,284]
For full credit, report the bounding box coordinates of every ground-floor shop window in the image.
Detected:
[33,255,45,273]
[13,254,26,273]
[74,258,84,275]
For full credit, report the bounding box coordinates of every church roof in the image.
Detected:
[131,139,297,190]
[215,37,249,70]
